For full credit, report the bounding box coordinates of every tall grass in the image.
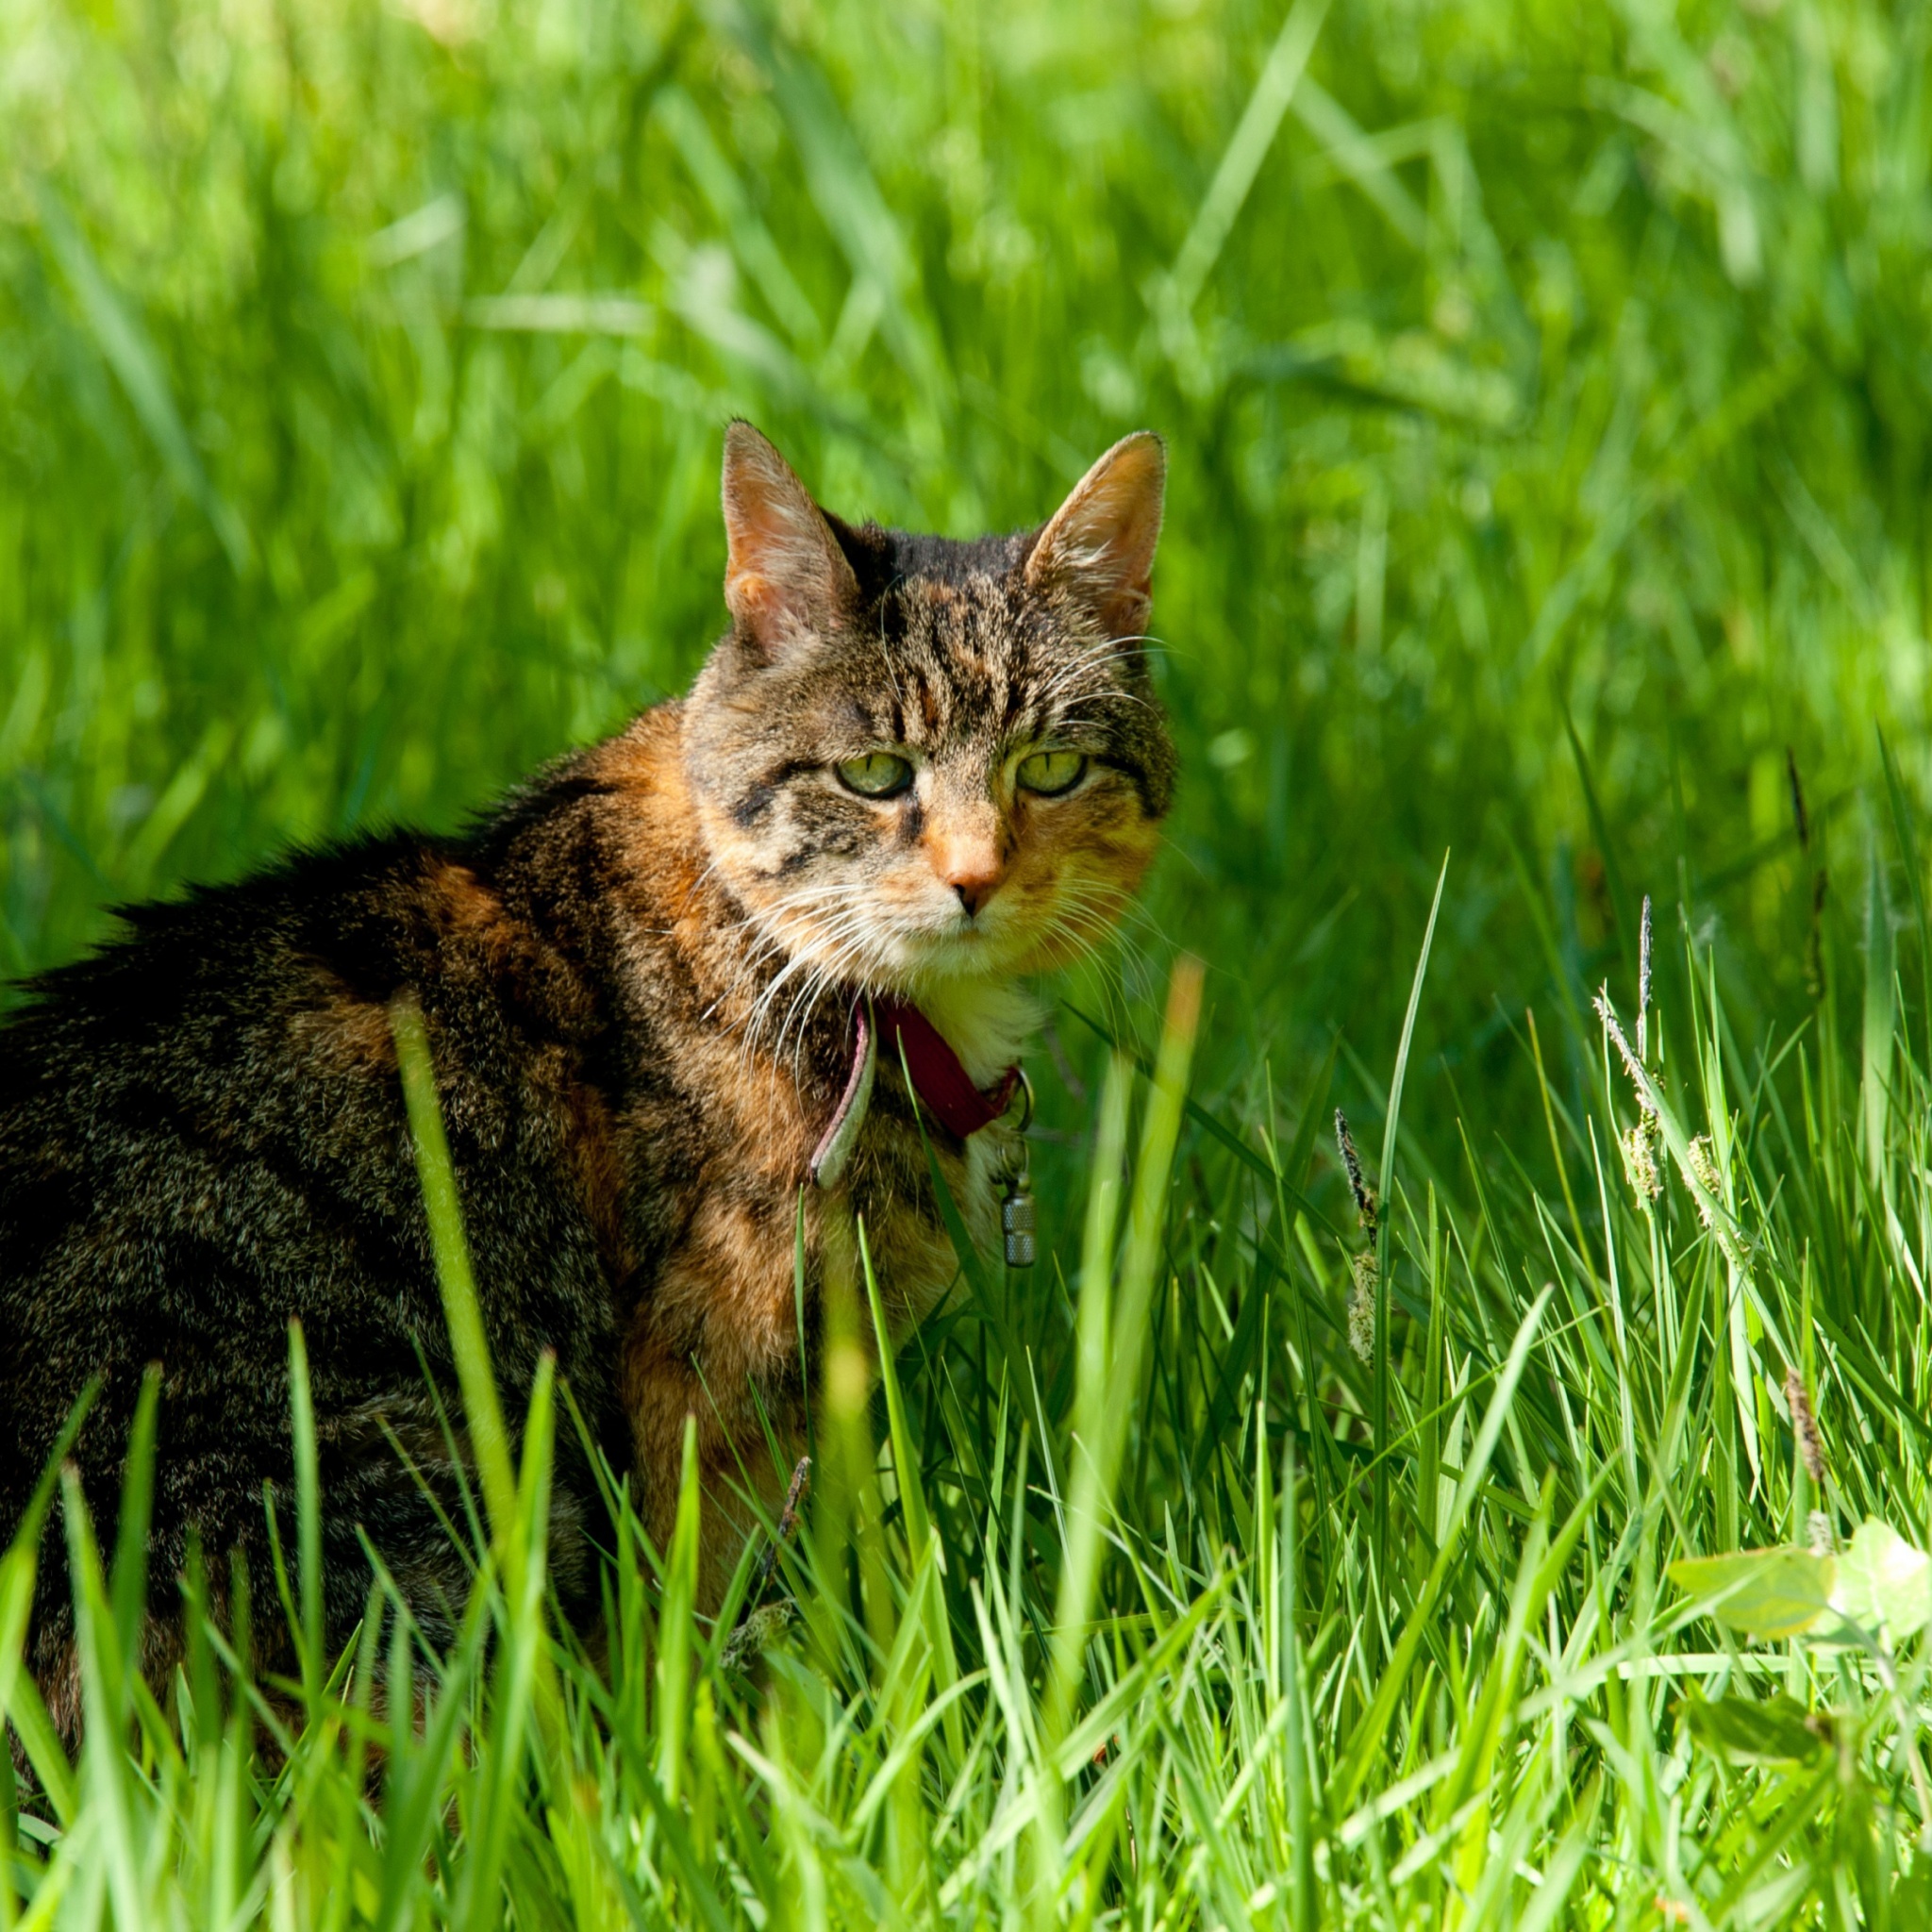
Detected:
[8,0,1932,1921]
[13,849,1932,1924]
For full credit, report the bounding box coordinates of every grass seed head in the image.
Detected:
[1683,1133,1753,1264]
[1592,986,1649,1110]
[1686,1134,1722,1225]
[1620,1120,1662,1203]
[1637,893,1653,1063]
[720,1599,797,1671]
[1347,1250,1377,1365]
[1786,1366,1827,1486]
[1334,1108,1376,1235]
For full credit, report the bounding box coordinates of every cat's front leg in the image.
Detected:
[619,1185,813,1611]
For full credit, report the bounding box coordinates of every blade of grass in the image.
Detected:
[391,994,518,1547]
[1374,850,1449,1580]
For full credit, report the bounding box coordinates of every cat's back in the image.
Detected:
[0,800,636,1526]
[0,830,484,1249]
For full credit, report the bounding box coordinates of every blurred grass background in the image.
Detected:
[6,0,1920,1105]
[10,0,1932,1924]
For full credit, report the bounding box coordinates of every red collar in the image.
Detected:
[874,996,1019,1138]
[810,994,1019,1186]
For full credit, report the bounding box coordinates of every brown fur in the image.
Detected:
[0,424,1174,1724]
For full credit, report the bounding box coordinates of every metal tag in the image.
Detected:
[1002,1175,1036,1268]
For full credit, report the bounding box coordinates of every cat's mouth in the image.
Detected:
[871,914,1027,985]
[861,881,1112,988]
[910,923,1023,977]
[758,901,1027,994]
[739,858,1132,1005]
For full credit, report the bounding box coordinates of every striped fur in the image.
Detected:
[0,424,1174,1726]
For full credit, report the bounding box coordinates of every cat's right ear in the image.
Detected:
[721,422,859,656]
[1024,431,1166,641]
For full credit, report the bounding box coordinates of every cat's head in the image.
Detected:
[683,423,1174,1002]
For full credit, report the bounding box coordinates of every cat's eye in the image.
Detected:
[1017,749,1087,796]
[836,752,914,799]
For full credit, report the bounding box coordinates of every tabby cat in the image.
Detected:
[0,423,1174,1732]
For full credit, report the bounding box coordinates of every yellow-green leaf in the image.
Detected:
[1668,1548,1836,1639]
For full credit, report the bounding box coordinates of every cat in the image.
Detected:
[0,421,1174,1736]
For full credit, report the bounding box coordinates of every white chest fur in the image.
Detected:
[915,980,1041,1090]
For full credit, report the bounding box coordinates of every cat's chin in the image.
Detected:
[881,925,1038,991]
[785,914,1104,1003]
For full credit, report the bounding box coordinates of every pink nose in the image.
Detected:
[952,874,998,918]
[939,848,1004,918]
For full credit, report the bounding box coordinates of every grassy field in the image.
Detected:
[8,0,1932,1921]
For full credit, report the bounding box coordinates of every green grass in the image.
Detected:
[8,0,1932,1921]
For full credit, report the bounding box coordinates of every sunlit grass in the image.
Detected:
[14,891,1932,1925]
[8,0,1932,1921]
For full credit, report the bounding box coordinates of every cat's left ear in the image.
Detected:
[722,421,861,655]
[1024,431,1166,641]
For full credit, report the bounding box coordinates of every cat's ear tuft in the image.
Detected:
[721,422,860,655]
[1024,431,1166,641]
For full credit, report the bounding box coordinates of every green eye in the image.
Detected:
[1017,749,1087,796]
[836,752,914,799]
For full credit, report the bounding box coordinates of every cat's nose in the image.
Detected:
[952,874,998,918]
[928,812,1007,920]
[939,848,1004,919]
